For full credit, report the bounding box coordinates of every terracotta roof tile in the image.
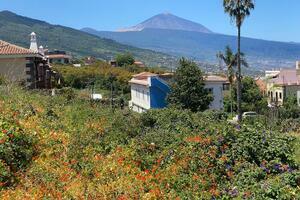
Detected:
[0,40,37,56]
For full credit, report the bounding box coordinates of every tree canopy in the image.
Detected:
[167,58,213,112]
[227,76,267,113]
[115,53,135,67]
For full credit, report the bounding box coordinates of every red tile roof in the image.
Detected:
[130,72,158,86]
[132,72,157,79]
[256,78,267,92]
[0,40,37,56]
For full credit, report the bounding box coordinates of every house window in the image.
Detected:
[279,92,282,100]
[142,90,145,100]
[208,88,213,94]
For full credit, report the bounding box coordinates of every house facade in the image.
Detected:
[204,75,229,110]
[266,61,300,106]
[45,50,71,64]
[0,33,57,89]
[129,72,170,113]
[0,39,53,89]
[129,72,228,112]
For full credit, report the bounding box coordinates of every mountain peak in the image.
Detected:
[117,13,213,33]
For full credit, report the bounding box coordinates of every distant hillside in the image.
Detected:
[0,11,176,67]
[82,14,300,70]
[116,13,212,33]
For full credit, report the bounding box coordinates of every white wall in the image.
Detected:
[205,82,224,110]
[130,84,150,113]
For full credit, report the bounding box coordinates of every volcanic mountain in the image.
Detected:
[82,13,300,69]
[116,12,212,33]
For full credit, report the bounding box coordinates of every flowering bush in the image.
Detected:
[0,87,299,199]
[0,116,37,187]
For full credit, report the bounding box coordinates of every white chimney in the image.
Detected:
[38,45,44,55]
[296,61,300,70]
[30,32,38,52]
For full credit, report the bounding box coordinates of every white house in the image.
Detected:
[266,61,300,106]
[204,75,229,110]
[129,72,228,112]
[129,72,170,113]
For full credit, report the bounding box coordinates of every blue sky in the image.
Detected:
[1,0,299,42]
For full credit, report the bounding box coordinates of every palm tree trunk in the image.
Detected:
[230,84,233,116]
[237,24,242,123]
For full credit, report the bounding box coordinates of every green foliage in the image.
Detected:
[0,76,4,85]
[168,58,213,112]
[0,86,299,199]
[53,62,167,97]
[223,0,255,27]
[115,53,135,67]
[0,116,37,187]
[229,76,268,113]
[279,96,300,119]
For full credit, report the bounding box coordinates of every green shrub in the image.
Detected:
[0,116,37,187]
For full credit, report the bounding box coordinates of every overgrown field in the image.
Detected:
[0,86,299,199]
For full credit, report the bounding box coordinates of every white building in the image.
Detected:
[204,75,229,110]
[129,72,228,112]
[266,61,300,106]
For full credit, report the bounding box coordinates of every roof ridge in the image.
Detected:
[0,39,38,55]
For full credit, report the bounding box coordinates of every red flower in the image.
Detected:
[117,195,128,200]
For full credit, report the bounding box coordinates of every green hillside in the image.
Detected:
[0,11,177,67]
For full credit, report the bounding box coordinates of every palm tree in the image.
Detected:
[223,0,254,123]
[217,46,248,116]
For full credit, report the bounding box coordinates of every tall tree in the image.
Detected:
[168,58,213,112]
[217,46,249,115]
[223,0,255,122]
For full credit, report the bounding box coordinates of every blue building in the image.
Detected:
[129,72,170,113]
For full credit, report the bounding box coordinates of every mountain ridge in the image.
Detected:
[116,13,213,33]
[0,11,176,67]
[82,13,300,69]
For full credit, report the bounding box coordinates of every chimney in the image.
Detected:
[297,61,300,76]
[30,32,38,52]
[38,45,44,55]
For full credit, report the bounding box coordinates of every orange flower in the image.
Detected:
[117,157,125,164]
[186,136,202,143]
[192,175,199,180]
[117,194,129,200]
[0,139,6,144]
